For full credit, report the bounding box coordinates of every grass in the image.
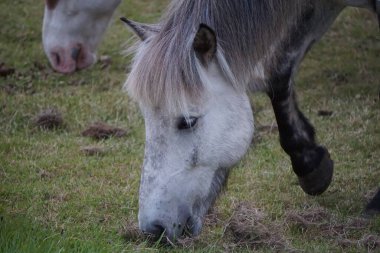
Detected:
[0,1,379,252]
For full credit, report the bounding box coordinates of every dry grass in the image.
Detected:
[224,202,293,252]
[81,121,128,140]
[80,145,107,156]
[120,219,144,243]
[285,206,379,251]
[33,108,64,130]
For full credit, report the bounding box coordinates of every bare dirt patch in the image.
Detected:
[82,122,127,140]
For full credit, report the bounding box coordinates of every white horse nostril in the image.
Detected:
[141,215,194,242]
[51,52,61,66]
[145,221,165,236]
[48,49,78,73]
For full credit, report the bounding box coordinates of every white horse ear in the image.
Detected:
[120,17,159,41]
[193,24,217,65]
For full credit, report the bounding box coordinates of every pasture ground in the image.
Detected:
[0,0,379,252]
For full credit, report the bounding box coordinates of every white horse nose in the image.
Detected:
[49,47,74,73]
[139,205,192,241]
[48,44,95,73]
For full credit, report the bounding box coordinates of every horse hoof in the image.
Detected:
[298,147,334,196]
[362,208,380,218]
[363,188,380,218]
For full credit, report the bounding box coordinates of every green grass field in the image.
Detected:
[0,1,379,252]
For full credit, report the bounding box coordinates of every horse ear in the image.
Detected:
[193,24,217,65]
[120,17,159,41]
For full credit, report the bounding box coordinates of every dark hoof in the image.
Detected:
[363,188,380,217]
[298,148,334,196]
[363,208,380,218]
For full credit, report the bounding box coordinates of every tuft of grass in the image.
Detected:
[0,1,379,252]
[0,215,129,253]
[33,107,64,130]
[224,202,291,252]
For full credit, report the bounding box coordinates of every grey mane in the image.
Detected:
[126,0,310,111]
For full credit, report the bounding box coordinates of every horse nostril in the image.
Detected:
[142,215,195,242]
[153,223,165,236]
[144,221,166,239]
[52,52,61,66]
[71,46,81,61]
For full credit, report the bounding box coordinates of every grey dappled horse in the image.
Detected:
[124,0,380,241]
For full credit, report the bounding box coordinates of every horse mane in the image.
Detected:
[125,0,309,112]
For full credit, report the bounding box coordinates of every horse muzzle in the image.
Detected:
[138,204,202,242]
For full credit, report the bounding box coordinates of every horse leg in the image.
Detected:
[364,188,380,216]
[268,72,333,196]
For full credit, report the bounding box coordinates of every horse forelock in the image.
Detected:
[125,0,308,112]
[125,28,207,113]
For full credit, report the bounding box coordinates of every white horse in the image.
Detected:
[42,0,121,73]
[42,0,380,243]
[124,0,379,241]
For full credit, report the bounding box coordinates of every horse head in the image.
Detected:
[42,0,121,73]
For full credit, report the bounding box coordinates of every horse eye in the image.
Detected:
[177,117,198,130]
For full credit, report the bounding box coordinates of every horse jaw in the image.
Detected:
[137,62,254,240]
